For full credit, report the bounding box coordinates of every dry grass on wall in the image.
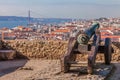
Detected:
[1,40,120,62]
[3,40,67,59]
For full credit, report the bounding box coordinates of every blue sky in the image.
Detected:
[0,0,120,19]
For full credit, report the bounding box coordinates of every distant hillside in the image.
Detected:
[0,16,72,28]
[36,18,72,24]
[0,16,72,23]
[0,16,31,21]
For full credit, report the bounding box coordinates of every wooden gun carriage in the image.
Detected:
[60,23,113,74]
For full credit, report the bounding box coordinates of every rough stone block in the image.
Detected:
[0,50,16,60]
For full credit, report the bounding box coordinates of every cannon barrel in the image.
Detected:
[77,23,100,44]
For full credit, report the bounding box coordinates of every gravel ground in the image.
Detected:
[0,59,119,80]
[0,59,52,80]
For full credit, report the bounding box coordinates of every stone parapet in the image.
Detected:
[0,40,119,61]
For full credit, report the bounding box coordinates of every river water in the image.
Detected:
[0,21,28,29]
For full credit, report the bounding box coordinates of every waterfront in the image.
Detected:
[0,21,28,28]
[0,19,71,28]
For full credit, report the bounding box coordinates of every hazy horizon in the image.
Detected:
[0,0,120,19]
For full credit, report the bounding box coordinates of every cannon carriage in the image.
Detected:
[60,23,113,74]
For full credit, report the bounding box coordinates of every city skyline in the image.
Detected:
[0,0,120,19]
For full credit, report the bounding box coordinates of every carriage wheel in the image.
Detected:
[104,38,111,65]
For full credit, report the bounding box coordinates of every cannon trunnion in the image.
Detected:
[60,23,113,74]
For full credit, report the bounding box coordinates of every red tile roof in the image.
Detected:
[101,35,120,39]
[53,29,70,33]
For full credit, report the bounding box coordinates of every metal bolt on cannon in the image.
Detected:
[60,23,113,74]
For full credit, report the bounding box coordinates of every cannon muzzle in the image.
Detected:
[77,23,100,44]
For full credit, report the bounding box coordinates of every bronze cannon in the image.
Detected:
[60,23,113,74]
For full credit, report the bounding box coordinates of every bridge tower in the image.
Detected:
[28,10,31,27]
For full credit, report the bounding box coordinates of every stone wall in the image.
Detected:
[0,40,120,61]
[1,40,67,59]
